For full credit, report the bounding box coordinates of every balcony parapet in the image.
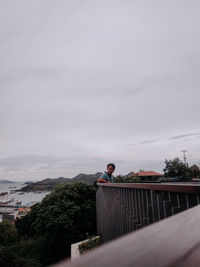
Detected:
[55,204,200,267]
[97,182,200,193]
[96,182,200,243]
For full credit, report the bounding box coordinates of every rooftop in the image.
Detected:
[136,171,163,177]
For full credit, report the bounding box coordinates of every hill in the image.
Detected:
[37,177,72,184]
[20,172,102,192]
[73,172,102,184]
[0,179,14,183]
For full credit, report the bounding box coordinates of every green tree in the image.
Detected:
[0,244,42,267]
[0,221,41,267]
[163,158,191,180]
[189,164,200,178]
[0,221,17,246]
[15,182,97,265]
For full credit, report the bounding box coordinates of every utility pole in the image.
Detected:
[181,150,187,165]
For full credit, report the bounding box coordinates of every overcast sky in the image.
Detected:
[0,0,200,181]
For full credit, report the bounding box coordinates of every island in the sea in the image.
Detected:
[0,179,14,183]
[19,172,102,192]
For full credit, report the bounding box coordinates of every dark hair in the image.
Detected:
[107,163,116,169]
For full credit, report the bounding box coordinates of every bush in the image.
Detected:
[79,236,101,254]
[114,175,142,183]
[15,182,97,265]
[0,221,17,246]
[0,221,41,267]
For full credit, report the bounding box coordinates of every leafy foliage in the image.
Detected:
[114,175,141,183]
[79,236,101,254]
[15,182,97,265]
[189,164,200,178]
[163,158,191,180]
[0,221,17,246]
[0,221,42,267]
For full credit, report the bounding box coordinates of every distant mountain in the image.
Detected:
[20,172,102,192]
[73,172,102,184]
[37,177,72,184]
[0,179,14,183]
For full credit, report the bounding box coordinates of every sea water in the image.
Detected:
[0,182,50,206]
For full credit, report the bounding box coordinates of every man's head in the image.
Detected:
[107,163,116,175]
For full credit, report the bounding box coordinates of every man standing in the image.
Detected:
[98,163,115,183]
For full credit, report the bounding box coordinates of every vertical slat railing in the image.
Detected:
[55,204,200,267]
[96,183,200,243]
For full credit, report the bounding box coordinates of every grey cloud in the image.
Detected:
[138,140,158,145]
[0,154,107,180]
[0,154,165,181]
[0,1,200,180]
[169,133,200,140]
[125,131,200,147]
[124,74,168,98]
[126,140,158,146]
[0,155,66,174]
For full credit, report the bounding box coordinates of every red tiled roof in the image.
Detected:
[136,171,163,177]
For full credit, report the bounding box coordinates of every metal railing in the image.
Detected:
[55,200,200,267]
[96,183,200,242]
[55,183,200,267]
